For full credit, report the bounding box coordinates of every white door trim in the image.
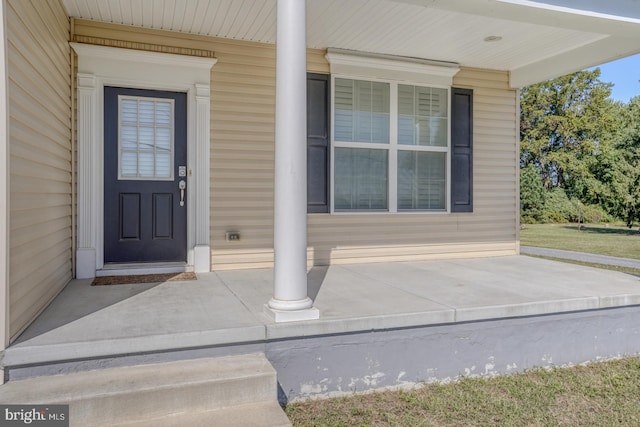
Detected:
[71,43,217,278]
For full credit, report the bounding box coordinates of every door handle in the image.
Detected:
[179,180,186,206]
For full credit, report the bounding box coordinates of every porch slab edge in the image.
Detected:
[265,309,456,340]
[454,297,601,322]
[599,294,640,308]
[3,326,266,367]
[8,300,640,368]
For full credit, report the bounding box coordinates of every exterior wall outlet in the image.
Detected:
[225,231,240,241]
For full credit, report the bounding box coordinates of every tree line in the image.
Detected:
[519,69,640,226]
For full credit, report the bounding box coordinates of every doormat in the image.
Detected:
[91,272,197,286]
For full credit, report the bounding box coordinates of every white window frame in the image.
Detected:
[330,75,452,214]
[117,95,175,181]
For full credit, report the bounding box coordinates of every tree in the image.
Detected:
[589,96,640,227]
[520,164,545,222]
[520,69,618,193]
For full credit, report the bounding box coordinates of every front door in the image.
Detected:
[104,87,187,263]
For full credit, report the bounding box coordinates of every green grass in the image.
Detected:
[286,357,640,426]
[520,223,640,260]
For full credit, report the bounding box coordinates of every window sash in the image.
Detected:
[334,78,390,145]
[332,76,450,213]
[398,84,448,147]
[397,151,447,211]
[334,147,388,211]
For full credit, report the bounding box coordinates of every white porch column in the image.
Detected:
[193,83,211,273]
[75,73,98,279]
[266,0,319,322]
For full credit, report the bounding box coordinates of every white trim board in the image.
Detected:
[326,48,460,86]
[0,0,9,352]
[71,43,217,278]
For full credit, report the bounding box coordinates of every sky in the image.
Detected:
[590,53,640,103]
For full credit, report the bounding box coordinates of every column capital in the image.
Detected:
[77,73,96,89]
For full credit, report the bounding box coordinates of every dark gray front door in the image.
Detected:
[104,87,187,263]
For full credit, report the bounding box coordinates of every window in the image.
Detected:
[332,77,449,212]
[118,96,174,180]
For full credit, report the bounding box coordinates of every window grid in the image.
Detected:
[332,76,450,213]
[118,95,175,181]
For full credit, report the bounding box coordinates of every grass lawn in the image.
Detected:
[286,357,640,426]
[520,223,640,260]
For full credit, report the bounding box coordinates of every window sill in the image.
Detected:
[329,210,450,215]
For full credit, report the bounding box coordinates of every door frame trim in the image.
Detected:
[71,43,217,278]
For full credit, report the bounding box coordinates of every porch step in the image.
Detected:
[0,353,291,427]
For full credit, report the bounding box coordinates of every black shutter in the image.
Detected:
[307,73,330,213]
[451,88,473,212]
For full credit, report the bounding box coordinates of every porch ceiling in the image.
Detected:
[62,0,640,88]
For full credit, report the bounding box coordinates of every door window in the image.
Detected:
[118,96,175,180]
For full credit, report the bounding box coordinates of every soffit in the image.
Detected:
[62,0,640,87]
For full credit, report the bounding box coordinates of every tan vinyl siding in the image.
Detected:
[7,0,71,339]
[213,67,517,268]
[214,67,518,269]
[72,21,517,271]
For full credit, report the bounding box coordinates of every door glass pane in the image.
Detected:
[121,151,137,177]
[118,96,175,180]
[121,125,137,149]
[138,101,155,124]
[398,85,448,147]
[156,127,171,151]
[121,99,137,124]
[155,153,171,178]
[398,151,446,210]
[334,78,389,144]
[138,127,155,151]
[335,147,388,211]
[138,151,154,177]
[156,102,171,125]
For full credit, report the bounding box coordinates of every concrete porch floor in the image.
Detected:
[5,255,640,374]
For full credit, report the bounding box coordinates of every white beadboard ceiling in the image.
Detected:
[62,0,640,87]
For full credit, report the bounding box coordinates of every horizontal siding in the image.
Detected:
[73,21,516,271]
[209,35,276,268]
[213,67,518,269]
[7,0,71,339]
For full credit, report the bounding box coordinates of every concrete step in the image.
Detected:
[0,353,290,427]
[114,401,292,427]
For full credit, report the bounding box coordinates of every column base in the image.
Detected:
[76,248,96,279]
[263,304,320,323]
[193,245,211,273]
